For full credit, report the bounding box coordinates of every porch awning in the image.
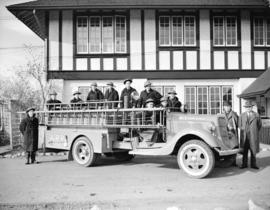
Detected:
[239,68,270,99]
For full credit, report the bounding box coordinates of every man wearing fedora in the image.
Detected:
[239,100,262,169]
[19,107,39,164]
[87,82,104,109]
[120,78,137,108]
[139,80,162,108]
[46,90,62,110]
[223,101,239,166]
[167,90,181,112]
[70,91,84,109]
[104,82,119,109]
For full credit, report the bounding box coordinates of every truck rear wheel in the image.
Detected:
[72,137,99,167]
[177,140,215,179]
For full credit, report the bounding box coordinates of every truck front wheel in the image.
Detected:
[177,140,215,179]
[72,137,99,167]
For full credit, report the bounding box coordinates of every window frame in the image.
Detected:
[213,15,238,47]
[184,16,196,47]
[184,86,234,115]
[197,86,209,115]
[158,15,197,47]
[171,16,184,47]
[76,16,89,54]
[159,16,171,47]
[76,14,128,54]
[253,17,265,47]
[225,16,238,47]
[115,15,127,53]
[88,16,102,54]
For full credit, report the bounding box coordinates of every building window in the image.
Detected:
[209,86,221,115]
[213,16,237,46]
[76,15,127,54]
[185,87,196,114]
[185,86,233,115]
[254,17,270,47]
[197,87,208,114]
[159,15,196,47]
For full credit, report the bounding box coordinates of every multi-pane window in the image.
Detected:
[209,87,221,115]
[184,86,233,115]
[185,87,196,114]
[254,17,270,46]
[89,17,101,53]
[77,17,88,53]
[213,16,237,46]
[77,15,127,54]
[159,15,196,46]
[197,87,208,114]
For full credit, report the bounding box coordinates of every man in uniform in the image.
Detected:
[139,81,162,107]
[239,101,262,169]
[120,78,137,108]
[167,90,181,112]
[87,82,104,109]
[104,82,119,108]
[223,101,239,166]
[70,91,84,109]
[19,107,39,164]
[46,90,62,110]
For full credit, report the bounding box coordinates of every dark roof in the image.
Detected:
[239,68,270,98]
[6,0,269,10]
[6,0,270,40]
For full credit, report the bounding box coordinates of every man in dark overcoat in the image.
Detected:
[19,107,39,164]
[46,90,62,110]
[87,82,104,109]
[104,82,119,108]
[223,101,239,166]
[70,91,84,109]
[120,78,137,108]
[167,90,181,112]
[223,101,239,146]
[239,101,262,169]
[139,81,162,107]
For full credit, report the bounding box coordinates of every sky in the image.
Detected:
[0,0,43,78]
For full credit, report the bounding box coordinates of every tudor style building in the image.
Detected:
[7,0,270,115]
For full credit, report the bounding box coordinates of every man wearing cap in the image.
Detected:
[139,81,162,108]
[19,107,39,164]
[46,90,62,110]
[104,82,119,109]
[87,82,104,109]
[70,91,84,109]
[223,101,239,166]
[120,78,137,108]
[167,90,181,112]
[239,100,262,169]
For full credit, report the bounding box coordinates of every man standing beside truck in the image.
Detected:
[239,101,262,169]
[19,107,39,165]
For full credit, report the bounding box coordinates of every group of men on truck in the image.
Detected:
[46,79,184,112]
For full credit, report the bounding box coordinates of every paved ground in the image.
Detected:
[0,150,270,210]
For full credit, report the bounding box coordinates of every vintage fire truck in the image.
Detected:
[24,101,240,178]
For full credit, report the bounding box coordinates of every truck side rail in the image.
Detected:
[17,107,166,129]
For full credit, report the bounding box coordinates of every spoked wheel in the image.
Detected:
[72,137,99,167]
[177,140,215,179]
[114,151,135,161]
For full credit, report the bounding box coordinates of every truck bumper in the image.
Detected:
[214,148,243,156]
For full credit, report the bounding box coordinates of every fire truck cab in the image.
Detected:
[35,102,240,179]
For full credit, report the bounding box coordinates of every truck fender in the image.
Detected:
[168,128,219,152]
